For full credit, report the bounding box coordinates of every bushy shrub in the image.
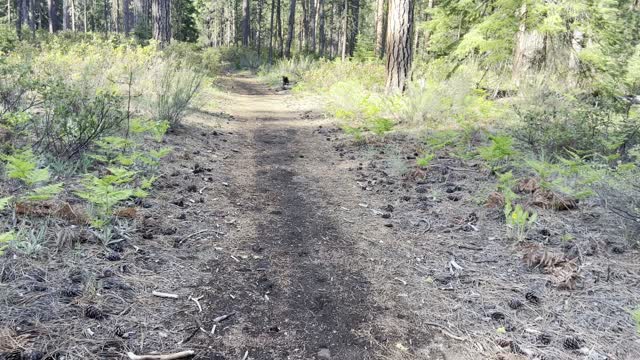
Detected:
[148,59,204,128]
[33,81,127,158]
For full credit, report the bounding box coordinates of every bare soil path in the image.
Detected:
[186,75,420,359]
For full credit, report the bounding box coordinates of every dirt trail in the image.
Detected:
[194,75,382,359]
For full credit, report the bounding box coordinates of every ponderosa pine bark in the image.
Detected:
[276,0,283,56]
[384,0,413,92]
[285,0,296,57]
[152,0,171,46]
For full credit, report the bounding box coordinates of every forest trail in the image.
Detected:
[199,75,381,359]
[177,74,441,359]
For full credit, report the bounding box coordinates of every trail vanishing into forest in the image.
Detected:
[177,74,436,359]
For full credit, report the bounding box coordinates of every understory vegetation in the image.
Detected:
[258,1,640,245]
[0,32,207,251]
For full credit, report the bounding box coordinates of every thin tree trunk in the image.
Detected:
[123,0,131,34]
[349,0,359,56]
[6,0,10,27]
[312,0,321,52]
[385,0,413,92]
[257,0,264,55]
[48,0,56,32]
[340,0,347,60]
[374,0,385,58]
[268,0,274,62]
[242,0,250,46]
[152,0,170,46]
[71,0,76,30]
[285,0,295,57]
[63,0,71,29]
[276,0,283,56]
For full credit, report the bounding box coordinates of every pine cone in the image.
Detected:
[509,342,524,355]
[61,286,82,297]
[537,333,551,345]
[496,339,512,348]
[85,305,105,320]
[0,351,22,360]
[114,326,126,338]
[23,351,45,360]
[563,336,582,350]
[508,299,523,309]
[106,252,121,261]
[525,291,540,304]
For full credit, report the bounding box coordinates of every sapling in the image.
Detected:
[505,203,538,242]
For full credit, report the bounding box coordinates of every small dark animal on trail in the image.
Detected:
[282,76,290,88]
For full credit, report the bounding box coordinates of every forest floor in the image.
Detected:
[2,74,640,360]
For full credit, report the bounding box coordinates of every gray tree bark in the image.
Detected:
[242,0,250,46]
[285,0,296,57]
[152,0,171,46]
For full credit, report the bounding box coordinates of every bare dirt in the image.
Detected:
[2,74,640,360]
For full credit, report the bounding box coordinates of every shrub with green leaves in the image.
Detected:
[149,59,203,128]
[33,81,128,159]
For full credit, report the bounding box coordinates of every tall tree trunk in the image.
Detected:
[512,4,545,84]
[284,0,295,57]
[48,0,56,32]
[374,0,385,58]
[312,0,322,52]
[63,0,71,29]
[241,0,250,46]
[384,0,413,92]
[28,0,35,35]
[257,0,264,55]
[152,0,170,46]
[6,0,11,27]
[348,0,359,56]
[123,0,131,34]
[340,0,347,60]
[276,0,282,56]
[268,0,274,62]
[301,0,308,51]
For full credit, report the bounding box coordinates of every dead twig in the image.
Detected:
[189,295,203,312]
[213,312,235,323]
[126,350,195,360]
[178,229,210,246]
[152,291,179,299]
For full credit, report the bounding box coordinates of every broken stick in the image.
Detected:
[126,350,195,360]
[152,291,179,299]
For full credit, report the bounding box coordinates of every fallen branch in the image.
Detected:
[152,291,179,299]
[126,350,195,360]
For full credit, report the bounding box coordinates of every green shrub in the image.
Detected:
[33,81,128,158]
[149,59,203,128]
[478,134,516,172]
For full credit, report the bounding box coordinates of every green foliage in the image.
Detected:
[497,171,518,204]
[75,168,136,228]
[152,59,203,127]
[632,307,640,334]
[478,135,516,172]
[416,153,435,168]
[0,231,15,255]
[505,203,538,242]
[35,81,128,158]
